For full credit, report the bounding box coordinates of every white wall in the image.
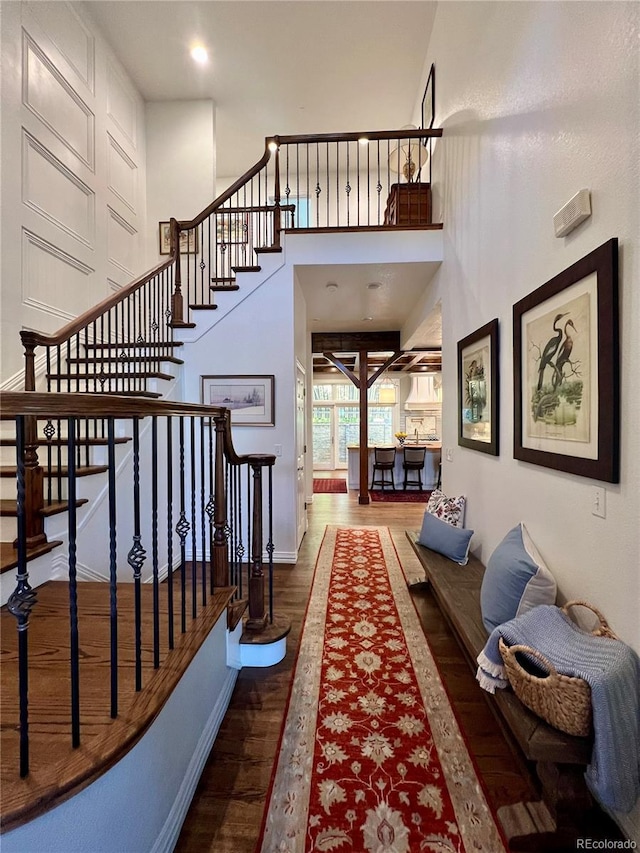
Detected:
[422,0,639,832]
[145,100,215,267]
[0,0,147,387]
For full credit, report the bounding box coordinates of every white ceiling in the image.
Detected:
[85,0,441,348]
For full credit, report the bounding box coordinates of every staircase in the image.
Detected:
[0,127,442,841]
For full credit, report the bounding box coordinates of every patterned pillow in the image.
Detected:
[426,489,466,527]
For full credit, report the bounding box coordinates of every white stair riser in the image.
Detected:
[0,516,17,541]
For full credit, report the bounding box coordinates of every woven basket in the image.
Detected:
[498,601,617,738]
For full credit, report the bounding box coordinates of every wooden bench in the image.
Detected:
[406,530,598,851]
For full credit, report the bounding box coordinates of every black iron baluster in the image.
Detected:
[199,417,207,606]
[7,415,38,777]
[107,418,118,717]
[166,416,174,649]
[190,416,197,619]
[152,416,160,668]
[267,462,274,624]
[67,417,81,747]
[205,417,215,595]
[127,418,146,691]
[176,417,189,634]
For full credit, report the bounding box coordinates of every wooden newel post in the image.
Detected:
[245,454,274,632]
[271,137,282,250]
[17,334,45,547]
[212,413,229,588]
[170,217,185,326]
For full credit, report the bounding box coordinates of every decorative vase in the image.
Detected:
[398,437,405,447]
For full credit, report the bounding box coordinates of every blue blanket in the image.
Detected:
[476,604,640,813]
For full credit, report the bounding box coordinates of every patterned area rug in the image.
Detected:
[314,478,348,494]
[257,525,506,852]
[369,489,432,503]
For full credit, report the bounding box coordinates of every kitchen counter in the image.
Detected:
[346,444,441,490]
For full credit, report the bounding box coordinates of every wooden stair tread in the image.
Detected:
[209,284,239,292]
[0,438,131,448]
[66,356,184,365]
[0,575,235,831]
[254,246,282,254]
[82,342,183,350]
[189,304,218,311]
[99,390,163,399]
[209,277,236,284]
[0,465,108,478]
[231,265,261,273]
[47,371,174,381]
[0,498,88,518]
[0,539,63,573]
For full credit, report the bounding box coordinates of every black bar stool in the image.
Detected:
[402,445,426,490]
[370,447,396,490]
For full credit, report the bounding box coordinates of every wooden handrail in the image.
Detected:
[19,223,178,351]
[0,391,225,420]
[178,141,275,230]
[274,128,442,145]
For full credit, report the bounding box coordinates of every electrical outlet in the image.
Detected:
[274,444,282,457]
[592,487,606,518]
[446,448,453,462]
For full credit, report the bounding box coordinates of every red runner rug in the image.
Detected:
[257,526,506,852]
[370,489,432,503]
[314,478,348,494]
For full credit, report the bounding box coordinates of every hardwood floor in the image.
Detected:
[175,490,539,852]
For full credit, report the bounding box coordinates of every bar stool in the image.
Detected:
[370,447,396,490]
[402,445,427,490]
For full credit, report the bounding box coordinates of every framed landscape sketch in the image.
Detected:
[458,318,499,455]
[159,222,198,255]
[201,375,275,426]
[216,212,248,244]
[513,238,619,482]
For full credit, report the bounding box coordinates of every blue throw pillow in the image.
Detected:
[417,511,474,566]
[480,522,557,633]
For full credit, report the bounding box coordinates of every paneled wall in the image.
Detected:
[0,1,147,386]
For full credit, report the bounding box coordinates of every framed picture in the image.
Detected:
[201,375,275,427]
[421,63,436,133]
[158,222,198,255]
[513,238,619,482]
[216,212,248,244]
[458,318,499,455]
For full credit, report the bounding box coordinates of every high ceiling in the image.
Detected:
[86,1,437,177]
[85,1,441,360]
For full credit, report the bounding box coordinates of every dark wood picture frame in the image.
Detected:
[420,63,436,132]
[201,374,275,427]
[159,222,198,255]
[458,318,499,455]
[513,238,619,482]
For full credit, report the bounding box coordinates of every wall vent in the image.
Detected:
[553,189,591,238]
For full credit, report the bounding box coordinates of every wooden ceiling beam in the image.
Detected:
[312,331,401,353]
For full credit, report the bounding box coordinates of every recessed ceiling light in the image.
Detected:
[326,282,338,291]
[361,316,373,321]
[190,45,208,64]
[367,282,381,290]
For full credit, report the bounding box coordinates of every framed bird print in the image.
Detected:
[458,318,499,455]
[513,238,619,482]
